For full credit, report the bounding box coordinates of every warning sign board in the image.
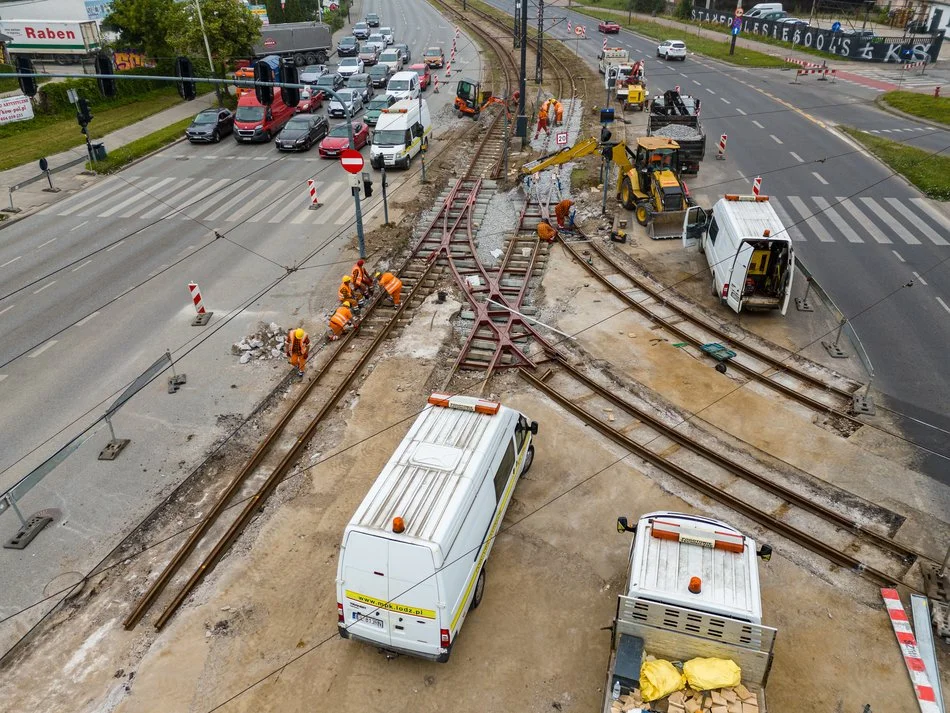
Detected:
[555,131,568,146]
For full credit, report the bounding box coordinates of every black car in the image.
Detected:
[275,114,329,152]
[366,13,380,27]
[368,63,393,88]
[185,108,234,143]
[315,72,345,93]
[338,36,359,57]
[347,73,374,103]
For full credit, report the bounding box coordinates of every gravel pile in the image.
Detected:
[651,124,704,141]
[475,188,521,266]
[232,322,286,364]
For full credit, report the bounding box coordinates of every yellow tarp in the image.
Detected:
[640,659,686,702]
[683,657,742,690]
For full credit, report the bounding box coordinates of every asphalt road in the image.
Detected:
[485,0,950,480]
[0,0,477,631]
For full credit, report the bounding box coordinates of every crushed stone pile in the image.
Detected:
[232,321,286,364]
[651,124,704,141]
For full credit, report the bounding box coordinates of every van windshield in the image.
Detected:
[389,80,409,91]
[374,129,407,145]
[235,106,264,122]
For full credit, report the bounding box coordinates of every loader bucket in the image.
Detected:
[648,209,689,240]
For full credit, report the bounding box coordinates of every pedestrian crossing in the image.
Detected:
[836,68,938,91]
[767,195,950,246]
[41,174,363,227]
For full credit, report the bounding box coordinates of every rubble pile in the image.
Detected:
[232,322,286,364]
[650,124,704,141]
[612,683,760,713]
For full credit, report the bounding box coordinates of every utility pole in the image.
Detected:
[729,1,743,56]
[536,0,544,83]
[194,0,221,106]
[516,0,529,143]
[345,110,367,259]
[514,0,521,49]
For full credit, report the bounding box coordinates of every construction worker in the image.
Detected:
[555,199,575,229]
[554,99,564,125]
[534,102,549,139]
[351,259,374,297]
[285,327,310,376]
[339,275,359,304]
[327,302,355,341]
[376,271,403,307]
[537,220,557,242]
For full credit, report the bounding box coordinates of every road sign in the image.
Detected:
[39,157,48,171]
[732,25,740,35]
[732,17,742,30]
[340,149,365,174]
[574,25,584,36]
[555,131,568,146]
[735,7,744,16]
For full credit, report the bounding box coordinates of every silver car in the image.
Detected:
[379,27,394,45]
[299,64,327,84]
[328,88,364,118]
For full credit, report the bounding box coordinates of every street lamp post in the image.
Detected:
[194,0,220,105]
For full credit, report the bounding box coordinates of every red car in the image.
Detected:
[318,121,369,158]
[599,19,621,33]
[296,88,325,114]
[409,63,431,90]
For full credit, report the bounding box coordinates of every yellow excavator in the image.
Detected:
[520,137,600,175]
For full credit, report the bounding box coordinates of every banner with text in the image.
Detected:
[0,96,35,126]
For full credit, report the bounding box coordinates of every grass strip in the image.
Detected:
[840,125,950,201]
[85,116,193,173]
[571,8,790,67]
[880,90,950,127]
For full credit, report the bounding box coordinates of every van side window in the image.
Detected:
[708,217,719,244]
[492,441,516,502]
[404,129,412,144]
[514,417,528,452]
[412,122,423,138]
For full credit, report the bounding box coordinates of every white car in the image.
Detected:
[337,57,364,77]
[328,88,364,118]
[379,27,394,45]
[657,40,687,61]
[367,34,386,52]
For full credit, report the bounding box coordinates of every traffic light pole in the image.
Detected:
[516,0,529,144]
[345,111,367,259]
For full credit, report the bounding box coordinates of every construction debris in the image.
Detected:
[232,322,286,364]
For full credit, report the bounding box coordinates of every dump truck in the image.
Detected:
[0,20,101,64]
[602,512,775,712]
[252,22,332,66]
[647,89,706,174]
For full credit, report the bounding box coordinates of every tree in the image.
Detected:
[263,0,321,24]
[674,0,693,20]
[168,0,263,71]
[104,0,185,59]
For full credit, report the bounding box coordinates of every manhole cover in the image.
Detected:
[44,571,86,600]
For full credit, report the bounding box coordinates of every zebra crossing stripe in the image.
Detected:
[139,178,213,220]
[57,178,130,215]
[768,199,807,242]
[861,197,920,245]
[885,198,948,246]
[203,179,270,222]
[99,177,176,217]
[265,195,306,224]
[813,196,862,243]
[787,196,834,243]
[227,180,289,222]
[77,183,146,217]
[119,176,190,218]
[837,197,891,244]
[910,198,950,245]
[185,179,250,220]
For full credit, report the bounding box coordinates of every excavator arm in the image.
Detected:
[521,137,600,176]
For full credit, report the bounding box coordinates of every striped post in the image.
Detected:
[445,62,451,77]
[567,19,572,33]
[188,282,206,315]
[603,38,608,52]
[455,26,460,38]
[451,48,456,62]
[881,589,940,713]
[752,176,762,197]
[433,76,439,93]
[716,133,727,160]
[307,178,320,210]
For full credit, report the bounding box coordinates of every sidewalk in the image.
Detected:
[0,93,215,225]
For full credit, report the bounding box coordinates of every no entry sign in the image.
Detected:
[340,149,364,174]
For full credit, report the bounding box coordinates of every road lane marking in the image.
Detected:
[892,250,905,262]
[913,271,927,285]
[99,176,176,217]
[909,198,950,245]
[837,197,891,244]
[693,80,702,85]
[720,97,731,104]
[768,199,807,242]
[69,221,88,232]
[1,256,21,268]
[811,172,828,185]
[789,151,804,163]
[736,108,747,115]
[74,311,100,327]
[736,169,746,179]
[33,280,57,294]
[752,120,764,128]
[706,88,716,94]
[105,240,126,251]
[0,304,15,316]
[72,259,93,272]
[860,197,920,245]
[37,238,57,248]
[0,375,6,382]
[885,197,948,245]
[228,180,289,222]
[770,134,784,144]
[813,196,862,243]
[937,297,950,315]
[203,179,269,221]
[787,196,834,242]
[28,340,58,358]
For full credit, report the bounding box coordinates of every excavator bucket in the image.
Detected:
[648,209,690,240]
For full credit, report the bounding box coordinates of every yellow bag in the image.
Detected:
[683,657,742,690]
[640,659,686,702]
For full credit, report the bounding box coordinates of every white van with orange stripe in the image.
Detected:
[336,392,539,662]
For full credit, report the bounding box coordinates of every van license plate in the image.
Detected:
[352,612,384,629]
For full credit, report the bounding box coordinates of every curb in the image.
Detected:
[829,124,921,196]
[872,94,950,132]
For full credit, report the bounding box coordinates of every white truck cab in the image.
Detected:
[370,98,432,169]
[684,194,795,315]
[336,392,539,662]
[598,47,630,74]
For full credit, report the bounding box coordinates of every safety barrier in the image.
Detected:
[794,68,836,82]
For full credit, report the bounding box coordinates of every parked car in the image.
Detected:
[393,43,412,64]
[759,10,788,21]
[409,63,432,91]
[315,72,345,92]
[347,73,375,103]
[379,26,394,45]
[378,48,404,72]
[296,88,325,114]
[276,114,329,151]
[353,21,370,39]
[364,94,397,126]
[338,36,359,57]
[656,39,687,60]
[777,16,807,25]
[319,121,370,157]
[186,108,233,143]
[366,34,386,52]
[337,57,364,78]
[368,63,393,88]
[423,46,445,68]
[366,13,380,27]
[328,88,364,118]
[599,19,621,33]
[299,64,327,84]
[359,44,381,66]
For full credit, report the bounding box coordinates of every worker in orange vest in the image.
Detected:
[534,102,550,139]
[351,259,374,297]
[555,198,575,229]
[554,99,564,125]
[285,327,311,376]
[327,302,355,341]
[376,271,403,306]
[338,275,361,310]
[536,220,557,242]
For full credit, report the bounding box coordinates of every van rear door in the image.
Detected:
[780,249,795,315]
[340,531,392,645]
[726,241,755,313]
[387,542,441,657]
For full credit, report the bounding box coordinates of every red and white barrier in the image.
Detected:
[189,282,206,315]
[445,62,452,77]
[752,176,762,197]
[455,26,460,37]
[567,20,572,33]
[307,178,320,210]
[784,56,822,68]
[603,38,608,51]
[881,589,940,713]
[902,60,927,70]
[716,133,727,160]
[433,76,439,93]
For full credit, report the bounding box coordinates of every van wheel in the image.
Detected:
[470,569,486,611]
[521,445,535,475]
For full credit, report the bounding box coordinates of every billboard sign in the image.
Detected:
[0,96,36,126]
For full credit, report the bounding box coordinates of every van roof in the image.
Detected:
[627,512,762,623]
[390,70,417,80]
[715,195,789,242]
[348,399,519,566]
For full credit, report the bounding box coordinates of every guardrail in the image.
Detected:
[3,155,88,214]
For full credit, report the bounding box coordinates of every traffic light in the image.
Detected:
[76,98,93,126]
[254,61,274,105]
[175,56,197,101]
[362,172,373,197]
[15,56,37,98]
[280,60,299,107]
[95,53,117,98]
[600,125,612,143]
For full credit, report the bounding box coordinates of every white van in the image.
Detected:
[336,392,539,662]
[683,194,794,315]
[745,3,783,17]
[385,70,420,101]
[370,99,432,169]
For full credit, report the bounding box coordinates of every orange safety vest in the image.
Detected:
[537,221,557,242]
[555,200,573,222]
[539,105,548,120]
[339,281,357,303]
[286,330,310,356]
[379,272,403,304]
[352,264,371,287]
[329,305,353,335]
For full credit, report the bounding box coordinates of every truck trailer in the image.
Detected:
[252,22,332,66]
[647,89,706,175]
[0,19,101,64]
